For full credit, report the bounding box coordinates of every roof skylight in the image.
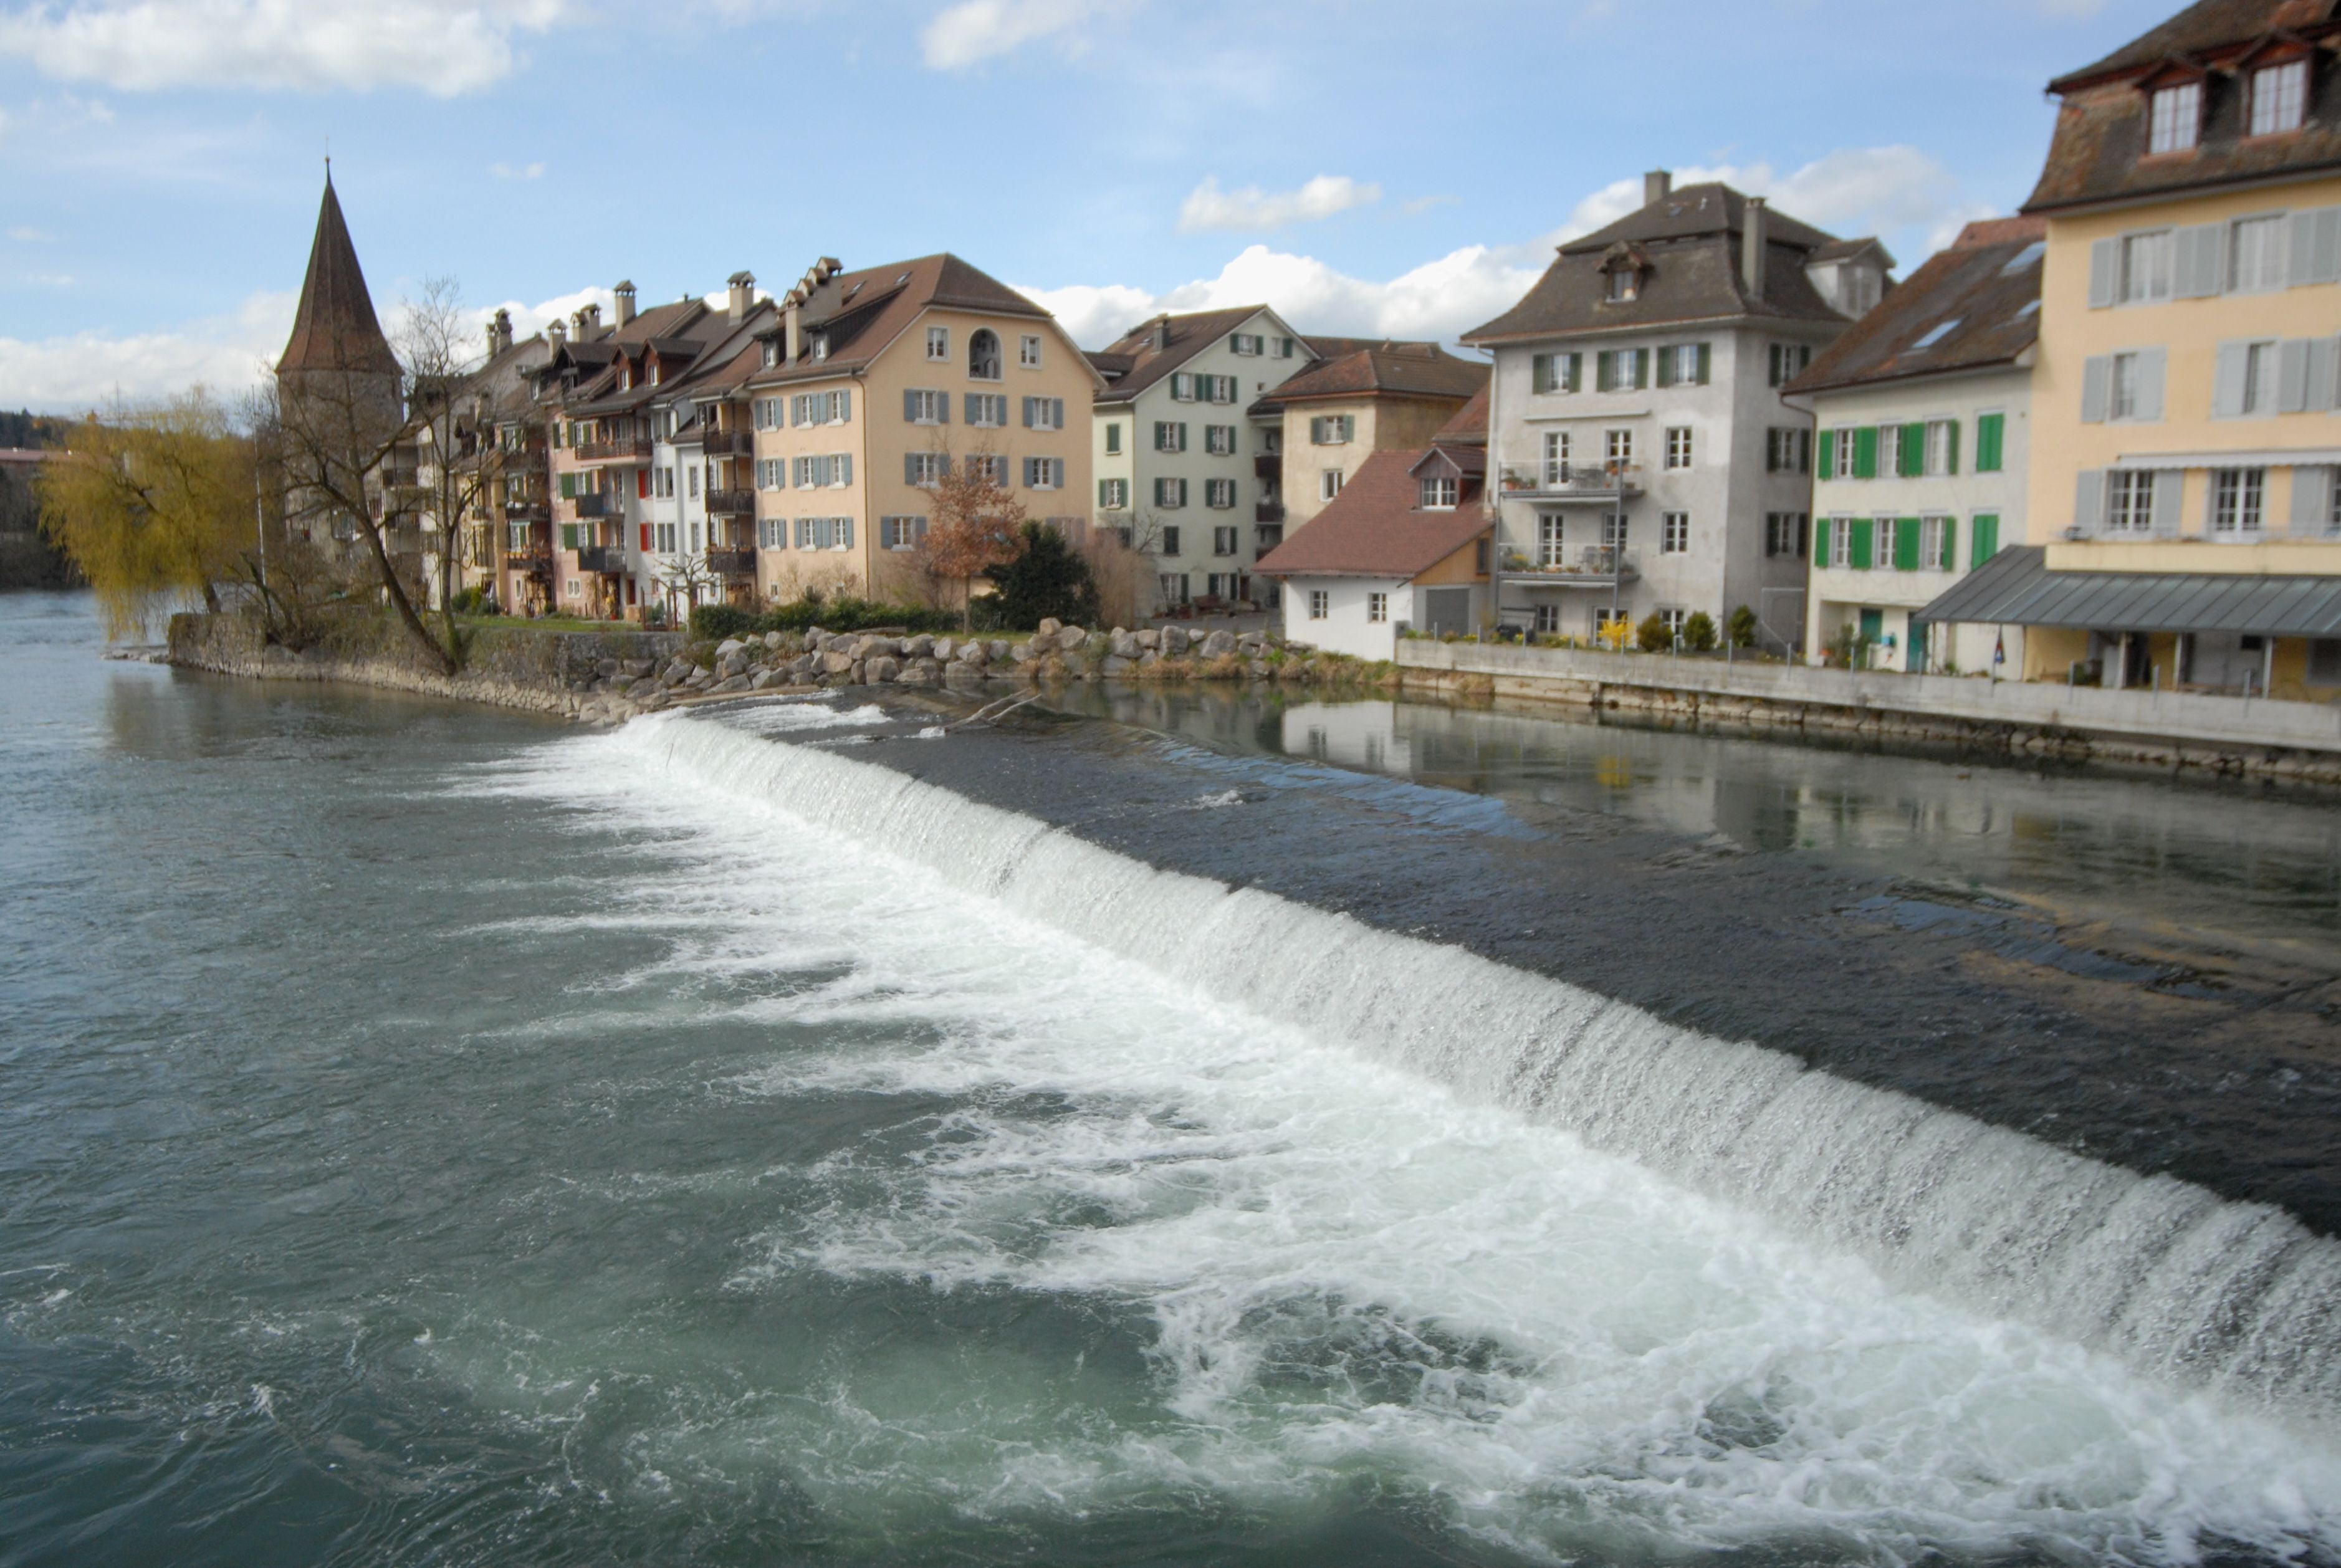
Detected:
[2001,241,2046,276]
[1912,318,1962,349]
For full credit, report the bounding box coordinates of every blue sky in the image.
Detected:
[1,0,2175,411]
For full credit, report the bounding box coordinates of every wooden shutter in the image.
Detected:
[2289,207,2341,286]
[2175,224,2224,297]
[1939,518,1957,570]
[2152,469,2184,534]
[1970,514,1997,567]
[1564,353,1582,392]
[1818,429,1836,475]
[1633,349,1650,390]
[1695,343,1711,385]
[1532,353,1551,393]
[904,389,921,421]
[1943,420,1960,475]
[2074,469,2106,532]
[2279,339,2314,414]
[1051,399,1065,428]
[2088,239,2118,308]
[560,472,575,498]
[1853,426,1878,479]
[1655,347,1675,388]
[2212,343,2249,418]
[1976,413,2004,472]
[1849,518,1873,570]
[2080,356,2112,423]
[2293,467,2337,533]
[1894,517,1921,571]
[1814,516,1831,565]
[1900,422,1925,478]
[562,523,578,550]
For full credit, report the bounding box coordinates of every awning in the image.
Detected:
[1918,546,2341,637]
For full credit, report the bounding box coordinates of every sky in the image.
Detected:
[0,0,2180,413]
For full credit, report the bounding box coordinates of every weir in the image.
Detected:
[626,709,2341,1430]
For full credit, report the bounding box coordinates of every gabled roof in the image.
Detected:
[1248,343,1487,411]
[1090,305,1299,406]
[1255,449,1491,580]
[651,302,782,428]
[2029,0,2341,211]
[541,297,711,411]
[1785,218,2046,397]
[1463,183,1869,345]
[745,252,1076,388]
[1432,385,1490,447]
[277,175,399,380]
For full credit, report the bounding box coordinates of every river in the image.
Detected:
[2,591,2337,1567]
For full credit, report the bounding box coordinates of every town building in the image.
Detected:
[1926,0,2341,698]
[1257,388,1495,658]
[645,275,778,619]
[1251,339,1489,542]
[1462,171,1889,648]
[443,308,552,615]
[1086,307,1318,611]
[1784,217,2046,674]
[740,253,1100,605]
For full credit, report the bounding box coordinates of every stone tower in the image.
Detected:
[275,170,404,560]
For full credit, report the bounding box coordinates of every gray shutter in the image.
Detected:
[937,391,949,424]
[838,455,851,486]
[2075,469,2107,533]
[2088,239,2118,308]
[2212,342,2249,418]
[2290,467,2334,535]
[2080,355,2112,423]
[2310,337,2341,413]
[1052,398,1065,428]
[1020,396,1033,428]
[906,453,920,484]
[2136,347,2166,422]
[2295,208,2341,286]
[2152,469,2185,537]
[2175,224,2223,297]
[965,392,980,423]
[904,389,919,421]
[2279,338,2313,413]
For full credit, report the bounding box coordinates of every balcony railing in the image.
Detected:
[1255,525,1284,550]
[575,545,626,574]
[1504,545,1640,585]
[1255,454,1282,481]
[504,549,552,578]
[697,429,754,457]
[572,493,616,519]
[705,488,755,518]
[503,500,550,523]
[706,547,758,577]
[1255,501,1285,524]
[1497,464,1641,502]
[576,436,652,462]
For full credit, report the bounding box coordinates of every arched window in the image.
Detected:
[969,328,1001,381]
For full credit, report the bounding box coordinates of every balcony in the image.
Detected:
[705,488,755,518]
[1255,501,1285,525]
[577,436,652,464]
[572,492,616,519]
[1255,454,1281,482]
[503,499,550,523]
[504,549,552,579]
[576,545,626,575]
[697,429,754,457]
[1497,464,1642,504]
[1503,544,1640,587]
[706,547,758,577]
[1256,525,1284,551]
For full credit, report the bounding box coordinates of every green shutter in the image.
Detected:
[1655,347,1673,388]
[1945,419,1961,475]
[1940,517,1958,570]
[1900,422,1925,478]
[1565,352,1582,392]
[1854,426,1879,480]
[1696,343,1711,385]
[559,472,575,499]
[1850,518,1874,570]
[1971,514,2000,568]
[1533,353,1550,393]
[1818,429,1836,475]
[1634,349,1650,390]
[1814,515,1832,564]
[562,522,578,550]
[1895,517,1921,571]
[1976,414,2004,473]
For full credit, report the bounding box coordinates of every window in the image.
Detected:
[1308,590,1329,620]
[757,457,785,490]
[1975,413,2006,473]
[2252,60,2309,137]
[1170,373,1197,403]
[1605,429,1633,467]
[1768,343,1811,388]
[1099,477,1129,509]
[1665,427,1693,470]
[1766,428,1811,474]
[2120,230,2173,303]
[2212,467,2266,535]
[1022,396,1065,430]
[1533,351,1581,394]
[1153,420,1187,452]
[906,388,946,424]
[757,517,785,549]
[1829,517,1854,568]
[1596,349,1647,392]
[1205,424,1236,456]
[1533,605,1561,634]
[1606,266,1638,302]
[1161,525,1182,555]
[655,522,677,553]
[967,454,1007,487]
[1213,525,1238,555]
[1912,318,1961,350]
[1660,512,1689,554]
[1877,424,1906,480]
[1230,332,1263,355]
[2108,469,2155,534]
[1274,337,1295,358]
[1925,419,1957,476]
[2110,352,2144,421]
[965,393,1008,428]
[969,328,1001,380]
[907,451,948,487]
[927,326,949,360]
[1309,415,1353,444]
[810,333,828,363]
[2148,82,2201,155]
[1104,422,1122,456]
[2243,340,2279,414]
[879,516,929,551]
[1543,431,1570,484]
[1420,476,1458,509]
[1537,515,1565,567]
[1024,457,1064,490]
[1155,477,1188,509]
[1205,479,1237,509]
[1367,592,1389,623]
[2231,216,2287,292]
[1657,343,1708,386]
[1920,515,1952,569]
[1601,513,1629,550]
[1764,511,1810,558]
[1320,469,1344,502]
[1161,571,1192,604]
[1872,516,1897,570]
[1020,334,1041,368]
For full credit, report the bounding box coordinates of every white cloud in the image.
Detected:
[9,225,58,242]
[1177,174,1382,234]
[488,160,543,180]
[1553,147,1992,258]
[919,0,1127,70]
[0,0,568,97]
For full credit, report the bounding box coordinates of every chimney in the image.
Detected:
[1153,317,1173,351]
[783,288,803,365]
[1742,197,1766,300]
[727,270,754,324]
[548,318,567,347]
[487,307,512,358]
[573,303,601,339]
[815,256,840,284]
[1644,169,1672,206]
[613,280,636,329]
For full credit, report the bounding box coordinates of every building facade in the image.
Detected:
[1087,307,1316,611]
[1253,339,1489,538]
[1787,218,2044,674]
[1463,173,1888,648]
[645,276,775,619]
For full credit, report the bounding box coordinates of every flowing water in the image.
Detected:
[4,592,2339,1567]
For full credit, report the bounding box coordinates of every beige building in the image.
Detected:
[1254,341,1490,537]
[740,254,1101,605]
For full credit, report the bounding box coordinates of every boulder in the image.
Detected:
[902,634,934,659]
[1101,655,1136,677]
[596,657,621,680]
[804,626,826,646]
[899,658,942,687]
[988,640,1010,662]
[661,660,692,686]
[715,639,745,659]
[865,655,901,684]
[625,676,662,698]
[957,639,988,666]
[717,653,750,679]
[1248,659,1271,679]
[1056,626,1089,654]
[788,654,820,679]
[763,631,785,650]
[711,674,751,694]
[749,669,780,690]
[1136,628,1160,650]
[1137,651,1159,669]
[619,658,654,679]
[1109,629,1141,658]
[821,650,858,675]
[1009,642,1033,663]
[1037,618,1062,639]
[1159,625,1189,656]
[856,634,898,658]
[931,637,955,662]
[1200,629,1237,658]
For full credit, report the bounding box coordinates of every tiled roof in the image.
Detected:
[1463,183,1865,345]
[745,252,1065,388]
[1255,449,1491,580]
[1250,343,1487,409]
[1090,306,1274,405]
[1785,218,2046,396]
[2029,0,2341,210]
[277,176,399,379]
[1432,384,1490,446]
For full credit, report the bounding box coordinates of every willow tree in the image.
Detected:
[39,393,254,639]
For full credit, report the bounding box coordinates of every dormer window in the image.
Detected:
[2148,82,2202,153]
[1419,476,1458,510]
[1606,267,1639,303]
[2251,60,2309,136]
[762,342,778,368]
[812,333,829,361]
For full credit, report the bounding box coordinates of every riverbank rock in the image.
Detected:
[1160,626,1190,656]
[1201,629,1237,658]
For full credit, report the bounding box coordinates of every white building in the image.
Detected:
[645,277,775,619]
[1462,171,1889,650]
[1785,218,2044,674]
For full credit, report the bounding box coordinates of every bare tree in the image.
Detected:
[654,549,719,625]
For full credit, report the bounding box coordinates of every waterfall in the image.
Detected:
[618,710,2341,1430]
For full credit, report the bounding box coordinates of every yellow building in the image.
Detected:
[740,254,1101,605]
[1928,0,2341,699]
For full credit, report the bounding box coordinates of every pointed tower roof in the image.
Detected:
[277,172,400,378]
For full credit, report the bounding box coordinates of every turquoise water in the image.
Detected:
[3,593,2338,1567]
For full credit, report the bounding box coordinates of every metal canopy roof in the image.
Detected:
[1919,546,2341,637]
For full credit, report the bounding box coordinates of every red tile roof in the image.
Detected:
[277,176,399,380]
[1785,218,2046,396]
[1250,343,1487,409]
[1255,449,1490,580]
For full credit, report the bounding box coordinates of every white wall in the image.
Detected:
[1282,574,1409,661]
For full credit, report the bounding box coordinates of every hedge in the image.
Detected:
[689,597,964,641]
